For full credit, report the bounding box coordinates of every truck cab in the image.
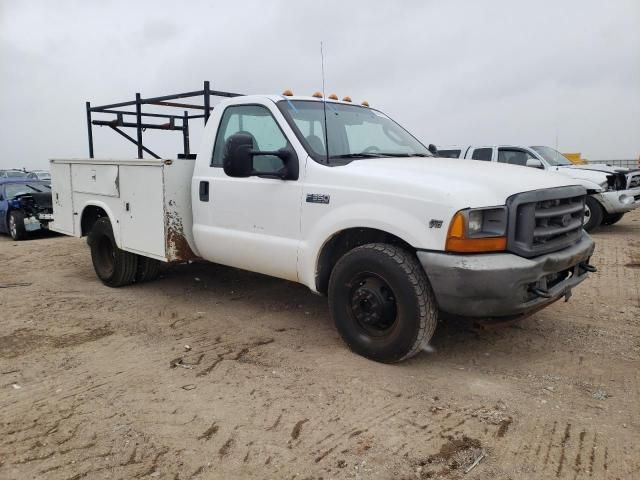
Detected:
[50,87,597,363]
[438,145,640,230]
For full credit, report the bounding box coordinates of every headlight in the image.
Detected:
[446,207,507,253]
[468,210,483,233]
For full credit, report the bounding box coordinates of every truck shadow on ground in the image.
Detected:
[154,259,546,367]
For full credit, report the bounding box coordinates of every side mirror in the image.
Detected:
[223,133,298,180]
[428,144,439,156]
[526,158,544,169]
[223,133,254,177]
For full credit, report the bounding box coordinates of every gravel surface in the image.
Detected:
[1,210,639,479]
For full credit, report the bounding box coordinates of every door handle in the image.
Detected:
[199,181,209,202]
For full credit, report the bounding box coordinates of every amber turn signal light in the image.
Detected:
[445,212,506,253]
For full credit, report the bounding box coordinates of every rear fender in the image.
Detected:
[78,201,122,249]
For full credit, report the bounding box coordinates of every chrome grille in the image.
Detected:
[506,186,586,258]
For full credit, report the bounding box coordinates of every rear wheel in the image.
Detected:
[328,243,438,363]
[135,256,162,283]
[583,196,604,232]
[8,211,27,241]
[602,212,624,225]
[88,217,138,287]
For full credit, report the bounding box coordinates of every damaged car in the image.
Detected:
[0,178,54,240]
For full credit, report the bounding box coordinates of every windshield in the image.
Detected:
[4,183,46,198]
[4,170,24,177]
[530,146,572,166]
[278,100,431,162]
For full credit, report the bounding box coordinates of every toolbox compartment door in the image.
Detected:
[50,162,74,235]
[71,164,120,197]
[119,164,165,259]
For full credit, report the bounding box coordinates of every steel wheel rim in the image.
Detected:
[96,236,115,277]
[348,273,398,337]
[9,216,16,238]
[583,204,591,224]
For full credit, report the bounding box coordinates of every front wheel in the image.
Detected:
[328,243,438,363]
[88,217,138,287]
[583,196,604,232]
[8,211,28,241]
[602,212,624,225]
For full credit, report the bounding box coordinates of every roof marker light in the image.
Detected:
[342,96,352,102]
[312,91,323,98]
[282,89,294,96]
[328,93,338,100]
[361,100,370,107]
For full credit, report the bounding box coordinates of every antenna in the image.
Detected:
[320,41,329,164]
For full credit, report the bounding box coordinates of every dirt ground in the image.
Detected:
[1,211,639,480]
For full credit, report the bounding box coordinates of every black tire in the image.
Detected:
[88,217,138,287]
[8,210,28,241]
[135,255,162,283]
[602,212,624,225]
[583,196,604,232]
[328,243,438,363]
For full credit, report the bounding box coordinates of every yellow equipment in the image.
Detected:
[563,152,586,165]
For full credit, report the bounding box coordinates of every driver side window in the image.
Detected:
[211,105,289,173]
[497,148,536,166]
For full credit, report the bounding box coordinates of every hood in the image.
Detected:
[336,157,584,209]
[13,192,53,209]
[549,165,609,187]
[559,164,627,174]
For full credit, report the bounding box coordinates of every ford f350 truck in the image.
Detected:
[50,84,596,363]
[437,145,640,231]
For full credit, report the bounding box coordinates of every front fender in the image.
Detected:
[567,178,603,194]
[298,203,437,291]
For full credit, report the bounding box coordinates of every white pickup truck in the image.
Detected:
[50,88,596,362]
[437,145,640,231]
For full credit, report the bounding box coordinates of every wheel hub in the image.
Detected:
[350,276,397,335]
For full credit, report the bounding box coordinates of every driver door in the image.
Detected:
[193,103,303,282]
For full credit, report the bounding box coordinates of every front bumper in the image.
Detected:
[594,188,640,214]
[417,233,595,318]
[23,214,51,232]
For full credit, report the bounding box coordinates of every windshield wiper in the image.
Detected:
[377,152,432,157]
[329,152,432,161]
[329,153,385,159]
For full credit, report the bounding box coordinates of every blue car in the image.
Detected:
[0,178,53,240]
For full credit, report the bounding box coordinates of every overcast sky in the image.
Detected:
[1,0,638,170]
